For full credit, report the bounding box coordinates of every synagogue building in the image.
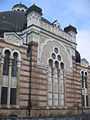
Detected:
[0,3,90,117]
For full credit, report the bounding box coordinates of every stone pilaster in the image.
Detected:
[0,57,4,104]
[7,59,12,106]
[16,61,21,106]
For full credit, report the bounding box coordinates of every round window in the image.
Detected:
[54,48,58,54]
[52,53,56,59]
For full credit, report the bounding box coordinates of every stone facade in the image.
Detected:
[0,3,90,117]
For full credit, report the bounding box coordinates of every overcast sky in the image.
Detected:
[0,0,90,62]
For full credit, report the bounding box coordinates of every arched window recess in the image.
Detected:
[11,50,21,77]
[48,47,64,106]
[2,48,12,76]
[60,62,64,70]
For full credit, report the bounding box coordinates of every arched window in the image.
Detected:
[80,70,88,107]
[81,71,84,88]
[48,59,53,106]
[48,47,64,106]
[61,62,64,70]
[11,52,18,77]
[1,48,21,106]
[17,9,20,11]
[3,50,10,75]
[85,72,87,88]
[22,9,24,12]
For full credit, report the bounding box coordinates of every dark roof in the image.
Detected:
[64,25,77,34]
[41,17,52,25]
[12,3,27,9]
[0,11,27,32]
[26,4,42,15]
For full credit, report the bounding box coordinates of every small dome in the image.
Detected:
[12,3,27,12]
[81,58,89,66]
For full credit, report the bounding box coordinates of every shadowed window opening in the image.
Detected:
[10,88,16,105]
[55,61,59,69]
[54,48,58,54]
[52,53,56,59]
[1,87,8,105]
[61,62,64,69]
[3,50,10,75]
[11,52,18,77]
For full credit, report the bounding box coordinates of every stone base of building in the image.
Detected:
[0,107,90,117]
[30,108,81,117]
[0,107,28,117]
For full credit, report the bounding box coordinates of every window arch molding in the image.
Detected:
[2,48,12,58]
[80,70,88,76]
[12,50,21,61]
[1,48,12,76]
[12,50,21,68]
[48,47,64,107]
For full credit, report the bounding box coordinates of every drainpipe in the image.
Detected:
[27,44,32,116]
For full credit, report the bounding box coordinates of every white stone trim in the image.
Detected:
[12,49,21,61]
[2,48,12,58]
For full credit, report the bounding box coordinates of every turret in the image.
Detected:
[26,4,42,27]
[64,25,77,42]
[12,3,27,12]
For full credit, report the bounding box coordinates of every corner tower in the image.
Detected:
[12,3,27,12]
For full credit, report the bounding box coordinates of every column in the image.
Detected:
[59,70,64,106]
[16,61,21,107]
[7,59,12,106]
[0,58,4,104]
[48,67,53,106]
[53,67,58,106]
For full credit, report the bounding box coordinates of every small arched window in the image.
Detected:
[61,62,64,70]
[22,9,24,12]
[55,61,59,69]
[17,9,20,11]
[85,72,87,88]
[49,59,53,68]
[3,50,10,75]
[11,52,18,77]
[81,71,84,88]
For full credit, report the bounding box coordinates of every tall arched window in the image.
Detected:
[80,70,88,107]
[85,72,87,88]
[81,71,84,88]
[48,59,53,106]
[3,50,10,75]
[11,52,18,77]
[1,48,21,106]
[48,47,64,107]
